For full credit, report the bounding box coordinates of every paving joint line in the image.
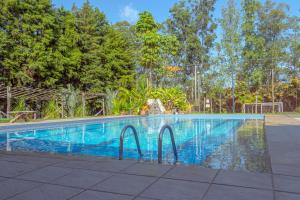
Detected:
[272,172,300,178]
[66,172,117,200]
[200,169,220,200]
[132,163,177,200]
[273,189,300,195]
[211,182,274,192]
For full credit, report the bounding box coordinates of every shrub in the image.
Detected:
[149,87,190,112]
[13,98,26,111]
[42,100,60,119]
[296,106,300,113]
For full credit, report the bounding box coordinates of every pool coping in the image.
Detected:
[0,115,140,132]
[0,114,265,132]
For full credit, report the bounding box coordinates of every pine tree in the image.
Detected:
[53,7,81,88]
[73,1,108,92]
[102,25,136,90]
[1,0,56,87]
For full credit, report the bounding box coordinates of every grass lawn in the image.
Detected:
[0,118,11,123]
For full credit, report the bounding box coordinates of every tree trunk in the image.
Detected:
[219,94,222,113]
[272,68,275,113]
[194,65,197,104]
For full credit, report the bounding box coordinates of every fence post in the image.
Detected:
[219,94,222,113]
[255,95,258,114]
[82,92,86,117]
[6,86,11,118]
[102,98,105,116]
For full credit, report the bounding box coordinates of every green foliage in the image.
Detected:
[42,100,60,119]
[112,76,148,115]
[13,98,26,111]
[73,2,109,92]
[75,104,86,117]
[0,0,299,115]
[111,80,190,114]
[102,26,136,90]
[149,87,190,111]
[135,12,179,87]
[166,0,217,83]
[1,0,56,86]
[54,8,82,88]
[62,85,80,117]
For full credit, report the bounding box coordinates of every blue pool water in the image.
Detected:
[0,115,269,171]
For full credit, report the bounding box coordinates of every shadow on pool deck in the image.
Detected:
[0,115,299,200]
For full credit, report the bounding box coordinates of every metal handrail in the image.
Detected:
[119,125,142,160]
[158,125,178,164]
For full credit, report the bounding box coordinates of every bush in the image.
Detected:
[149,87,190,112]
[111,86,190,115]
[42,100,60,119]
[13,98,26,111]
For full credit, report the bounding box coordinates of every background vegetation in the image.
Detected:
[0,0,299,116]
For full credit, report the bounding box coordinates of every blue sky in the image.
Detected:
[52,0,299,24]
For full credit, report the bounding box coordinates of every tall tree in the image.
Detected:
[135,11,178,88]
[166,0,217,102]
[219,0,242,112]
[102,25,136,90]
[257,0,291,111]
[53,7,81,88]
[0,0,56,87]
[73,1,108,92]
[241,0,264,88]
[135,11,160,88]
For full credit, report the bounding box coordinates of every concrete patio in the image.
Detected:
[0,115,299,200]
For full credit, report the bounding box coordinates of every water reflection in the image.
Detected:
[202,120,271,172]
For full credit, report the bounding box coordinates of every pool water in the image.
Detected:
[0,115,270,172]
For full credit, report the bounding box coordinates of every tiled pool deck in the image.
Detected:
[0,115,299,200]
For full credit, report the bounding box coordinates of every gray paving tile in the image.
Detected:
[94,159,137,172]
[53,169,112,188]
[54,159,136,172]
[17,166,72,183]
[8,184,83,200]
[274,174,300,193]
[0,177,8,182]
[275,191,300,200]
[123,162,172,177]
[54,160,101,171]
[164,165,217,183]
[141,178,209,200]
[70,190,133,200]
[0,160,38,177]
[93,174,156,196]
[272,164,300,177]
[0,179,39,200]
[203,184,273,200]
[0,155,63,166]
[213,170,272,190]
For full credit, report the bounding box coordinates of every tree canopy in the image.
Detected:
[0,0,299,114]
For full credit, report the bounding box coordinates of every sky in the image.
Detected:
[52,0,299,24]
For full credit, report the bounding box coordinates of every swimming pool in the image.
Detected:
[0,114,270,172]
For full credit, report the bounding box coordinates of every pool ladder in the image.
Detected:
[119,124,178,164]
[119,125,143,160]
[158,125,178,164]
